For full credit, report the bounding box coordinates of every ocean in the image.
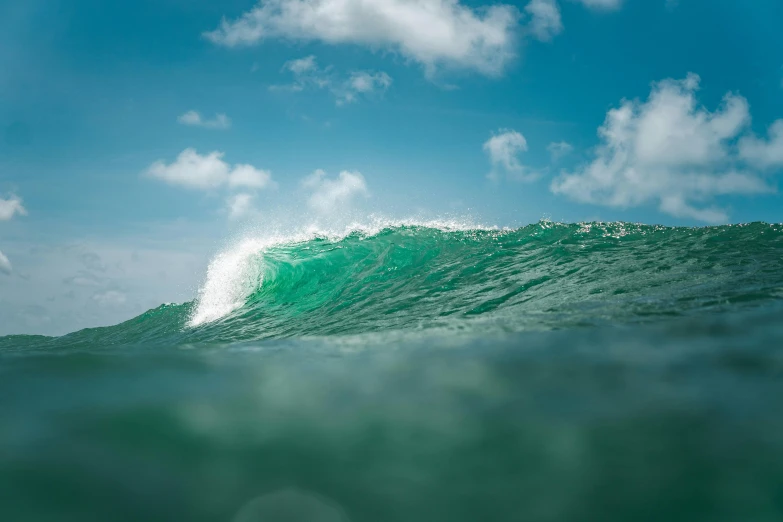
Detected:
[1,220,782,521]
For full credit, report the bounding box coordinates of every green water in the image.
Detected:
[1,221,782,521]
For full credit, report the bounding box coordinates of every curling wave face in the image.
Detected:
[188,219,783,339]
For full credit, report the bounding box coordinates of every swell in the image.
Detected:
[187,220,783,342]
[3,221,783,350]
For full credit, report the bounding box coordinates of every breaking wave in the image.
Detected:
[3,219,782,350]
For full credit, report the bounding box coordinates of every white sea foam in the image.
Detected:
[187,216,498,327]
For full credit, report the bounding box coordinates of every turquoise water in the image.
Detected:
[1,221,782,521]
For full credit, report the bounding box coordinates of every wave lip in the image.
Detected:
[188,238,267,327]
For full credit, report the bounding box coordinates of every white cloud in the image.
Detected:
[551,73,775,223]
[0,196,25,276]
[226,193,257,220]
[146,149,274,191]
[0,196,27,221]
[273,55,392,105]
[349,71,392,93]
[285,55,318,75]
[338,71,393,105]
[574,0,622,9]
[525,0,562,42]
[228,164,274,189]
[739,120,783,169]
[483,129,539,182]
[0,250,12,275]
[547,141,574,162]
[146,149,229,189]
[277,55,332,91]
[302,169,369,213]
[524,0,622,44]
[204,0,520,77]
[178,110,232,130]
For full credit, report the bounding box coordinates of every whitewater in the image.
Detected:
[2,219,783,521]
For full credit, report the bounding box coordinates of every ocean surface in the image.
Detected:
[2,220,782,521]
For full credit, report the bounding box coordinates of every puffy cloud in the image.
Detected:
[523,0,621,44]
[551,73,775,223]
[525,0,562,42]
[0,195,27,221]
[178,111,232,130]
[739,120,783,169]
[145,149,273,191]
[0,196,26,276]
[302,169,369,213]
[0,250,12,275]
[226,193,257,220]
[146,149,229,189]
[273,55,392,105]
[349,71,392,93]
[339,71,393,105]
[483,129,539,182]
[205,0,520,76]
[547,141,574,162]
[228,164,274,189]
[276,55,332,91]
[285,55,318,75]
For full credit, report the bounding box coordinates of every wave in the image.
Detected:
[185,219,783,340]
[3,220,782,350]
[189,217,500,327]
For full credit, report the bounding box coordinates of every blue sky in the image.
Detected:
[1,0,783,334]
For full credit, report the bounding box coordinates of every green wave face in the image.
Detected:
[191,221,783,341]
[11,220,780,349]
